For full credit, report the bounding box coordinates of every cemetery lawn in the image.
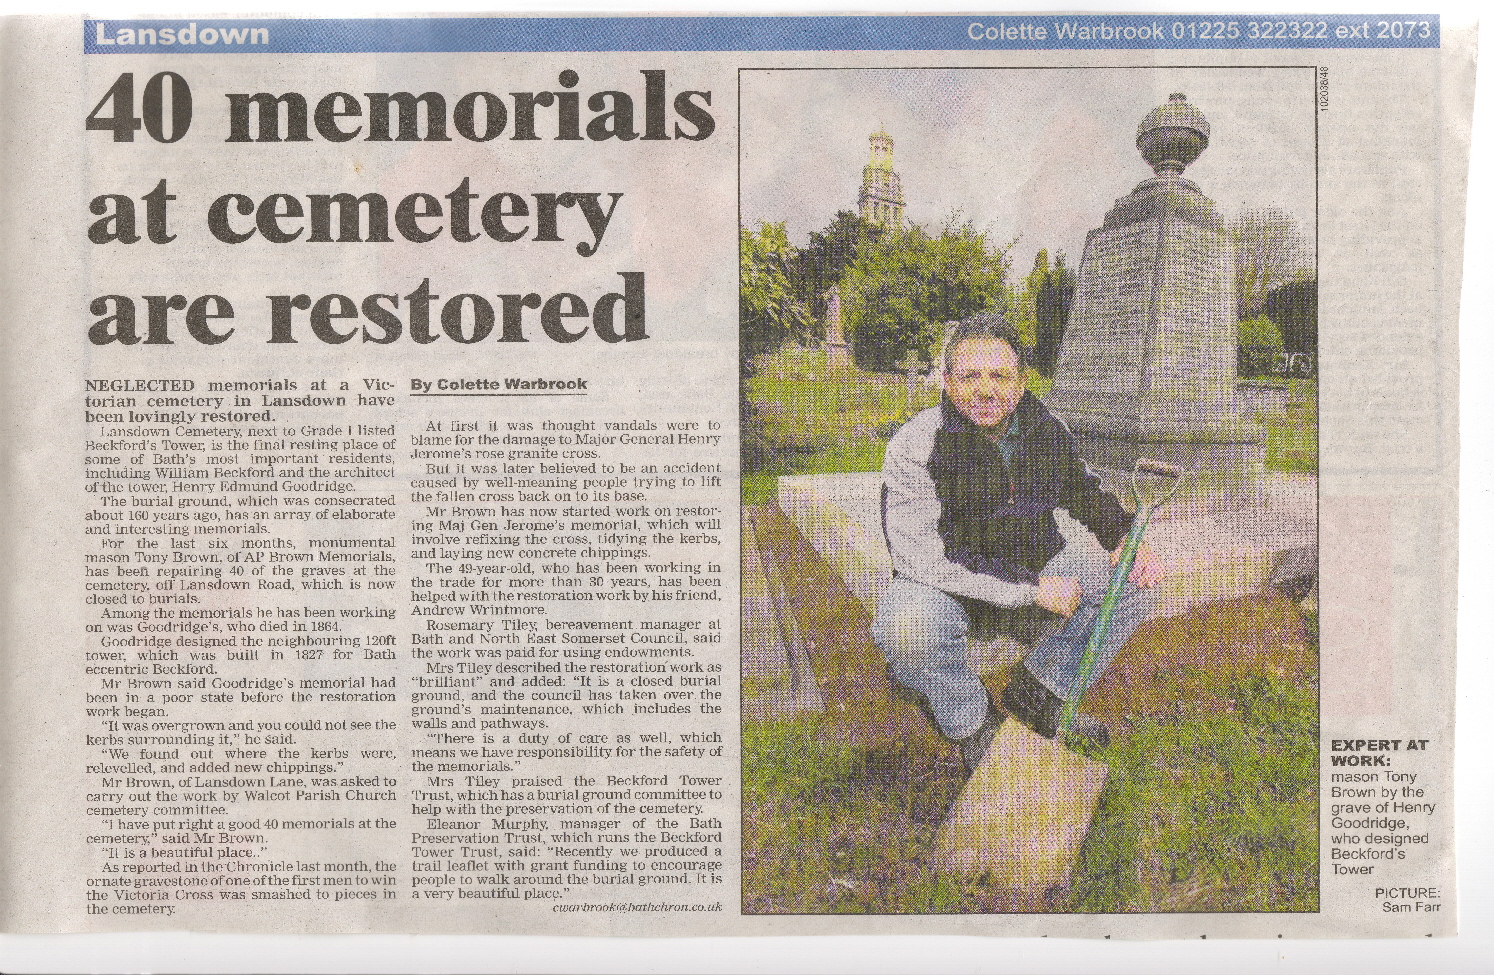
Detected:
[741,504,1320,915]
[1263,379,1317,474]
[742,351,1317,501]
[743,349,939,503]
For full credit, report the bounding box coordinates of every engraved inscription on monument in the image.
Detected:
[1046,93,1265,499]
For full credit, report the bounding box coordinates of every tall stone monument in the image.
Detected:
[1046,94,1264,502]
[823,286,851,369]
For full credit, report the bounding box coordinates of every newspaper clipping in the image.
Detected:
[0,12,1475,945]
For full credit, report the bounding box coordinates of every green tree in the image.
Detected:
[1006,249,1077,375]
[1008,248,1047,349]
[1030,250,1076,376]
[740,221,813,366]
[739,221,814,475]
[1237,313,1285,377]
[841,216,1011,372]
[1265,277,1317,355]
[789,210,880,319]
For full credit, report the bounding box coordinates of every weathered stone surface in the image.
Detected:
[1267,544,1318,601]
[741,508,789,679]
[1237,380,1290,418]
[1046,94,1266,506]
[935,721,1108,902]
[741,508,823,716]
[1046,183,1265,501]
[774,474,888,612]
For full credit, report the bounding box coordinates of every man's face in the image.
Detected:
[944,336,1025,429]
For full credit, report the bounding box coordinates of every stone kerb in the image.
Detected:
[741,508,790,680]
[774,473,890,611]
[741,508,825,716]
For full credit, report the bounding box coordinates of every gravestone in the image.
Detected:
[1046,93,1265,505]
[823,286,851,369]
[935,722,1107,904]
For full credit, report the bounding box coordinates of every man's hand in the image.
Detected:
[1036,575,1082,617]
[1112,540,1164,588]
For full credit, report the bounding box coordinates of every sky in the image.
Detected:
[739,67,1318,277]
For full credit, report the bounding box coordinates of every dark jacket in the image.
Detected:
[881,392,1132,606]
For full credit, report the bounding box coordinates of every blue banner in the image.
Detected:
[84,14,1439,55]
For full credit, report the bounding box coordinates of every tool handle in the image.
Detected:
[1059,459,1187,742]
[1129,458,1186,513]
[1134,458,1183,478]
[1057,517,1143,741]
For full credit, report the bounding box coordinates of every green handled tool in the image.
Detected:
[1058,458,1185,742]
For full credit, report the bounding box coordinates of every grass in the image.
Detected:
[741,349,926,502]
[741,474,780,505]
[743,718,861,803]
[1068,676,1319,913]
[1263,379,1318,474]
[744,351,1318,499]
[748,347,937,439]
[741,718,985,914]
[742,674,1319,914]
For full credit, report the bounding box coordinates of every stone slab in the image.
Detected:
[1237,381,1290,418]
[774,471,1315,627]
[773,474,889,613]
[935,721,1108,903]
[740,508,823,716]
[741,509,789,680]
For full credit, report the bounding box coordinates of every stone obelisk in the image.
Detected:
[823,286,851,369]
[1046,93,1264,503]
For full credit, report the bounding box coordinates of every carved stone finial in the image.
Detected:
[1136,92,1211,176]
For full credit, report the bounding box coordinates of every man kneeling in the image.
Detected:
[873,313,1163,772]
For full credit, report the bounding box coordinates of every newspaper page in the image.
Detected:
[0,11,1474,944]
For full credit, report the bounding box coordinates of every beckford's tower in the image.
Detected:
[858,130,905,228]
[1046,93,1265,501]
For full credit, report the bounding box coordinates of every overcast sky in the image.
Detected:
[739,67,1317,276]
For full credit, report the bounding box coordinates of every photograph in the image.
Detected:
[739,67,1321,914]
